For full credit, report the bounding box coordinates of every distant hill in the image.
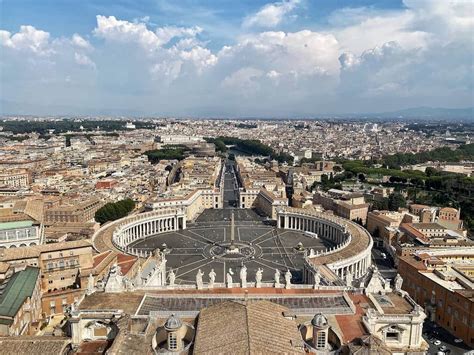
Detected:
[1,99,473,121]
[356,107,474,120]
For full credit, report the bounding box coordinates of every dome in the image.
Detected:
[164,313,183,331]
[311,313,328,327]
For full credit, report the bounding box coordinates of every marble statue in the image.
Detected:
[209,269,216,288]
[309,249,315,257]
[274,269,281,287]
[227,268,234,288]
[255,268,263,288]
[168,270,176,286]
[87,273,95,295]
[124,277,135,291]
[135,264,143,287]
[285,270,292,289]
[394,274,403,291]
[345,272,353,287]
[314,271,321,289]
[240,265,248,288]
[196,269,204,290]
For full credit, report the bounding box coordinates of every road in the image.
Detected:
[423,321,472,355]
[223,159,239,208]
[371,247,398,280]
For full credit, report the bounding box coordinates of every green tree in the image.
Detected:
[388,192,407,211]
[95,198,136,224]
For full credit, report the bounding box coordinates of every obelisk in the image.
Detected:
[227,211,239,253]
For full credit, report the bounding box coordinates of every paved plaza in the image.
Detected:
[129,209,333,284]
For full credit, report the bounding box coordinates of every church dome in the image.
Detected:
[311,313,328,327]
[164,313,182,331]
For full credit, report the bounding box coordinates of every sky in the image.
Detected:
[0,0,473,117]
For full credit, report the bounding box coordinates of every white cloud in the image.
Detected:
[71,34,92,50]
[74,52,96,69]
[1,0,473,116]
[0,25,52,55]
[155,25,203,45]
[243,0,300,28]
[94,15,163,49]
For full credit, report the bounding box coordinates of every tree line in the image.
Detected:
[205,136,294,164]
[95,198,135,224]
[144,145,188,163]
[380,143,474,169]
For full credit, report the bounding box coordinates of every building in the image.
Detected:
[146,157,224,220]
[0,267,42,336]
[235,157,287,209]
[0,169,31,188]
[398,251,474,347]
[409,204,464,231]
[193,300,305,354]
[0,215,43,248]
[0,240,94,317]
[44,198,103,224]
[313,189,369,224]
[366,210,418,249]
[155,135,204,145]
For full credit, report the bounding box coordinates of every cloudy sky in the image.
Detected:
[1,0,473,117]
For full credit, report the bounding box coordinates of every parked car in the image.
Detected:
[434,340,441,346]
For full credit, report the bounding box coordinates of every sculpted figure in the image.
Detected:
[168,270,176,286]
[227,268,234,288]
[196,269,204,289]
[255,268,263,288]
[209,269,216,288]
[240,265,248,288]
[274,269,281,287]
[285,270,292,289]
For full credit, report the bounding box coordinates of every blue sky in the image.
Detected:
[1,0,472,116]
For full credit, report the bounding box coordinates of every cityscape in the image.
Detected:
[1,1,474,355]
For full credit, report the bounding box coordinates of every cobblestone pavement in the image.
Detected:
[130,209,334,284]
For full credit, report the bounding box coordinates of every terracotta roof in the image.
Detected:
[194,300,305,355]
[0,240,92,261]
[0,336,71,355]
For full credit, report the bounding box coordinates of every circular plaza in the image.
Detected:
[128,208,333,284]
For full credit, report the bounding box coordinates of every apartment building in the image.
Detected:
[0,240,94,317]
[0,266,42,336]
[44,198,103,223]
[398,252,474,347]
[313,189,369,224]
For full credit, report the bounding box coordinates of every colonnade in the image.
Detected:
[111,209,187,252]
[278,208,373,283]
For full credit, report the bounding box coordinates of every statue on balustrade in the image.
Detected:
[227,268,234,288]
[285,270,292,289]
[196,269,204,289]
[208,269,216,288]
[168,270,176,286]
[255,268,263,288]
[274,269,281,287]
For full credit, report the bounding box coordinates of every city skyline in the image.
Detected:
[1,0,473,117]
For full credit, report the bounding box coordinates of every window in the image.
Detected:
[386,332,398,341]
[316,331,327,349]
[169,333,178,350]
